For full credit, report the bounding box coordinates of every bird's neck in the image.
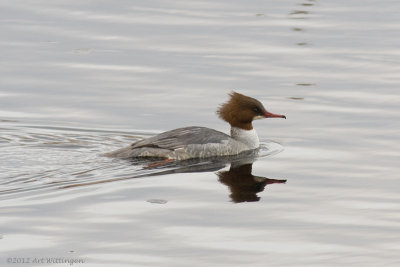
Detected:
[230,127,260,149]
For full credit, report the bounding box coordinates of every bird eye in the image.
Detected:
[253,107,261,113]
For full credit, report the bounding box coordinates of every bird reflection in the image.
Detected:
[136,151,286,203]
[62,151,286,203]
[217,160,286,203]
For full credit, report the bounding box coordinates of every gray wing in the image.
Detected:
[131,126,231,151]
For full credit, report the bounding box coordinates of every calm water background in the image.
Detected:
[1,0,400,266]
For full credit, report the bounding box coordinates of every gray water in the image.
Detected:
[1,0,400,266]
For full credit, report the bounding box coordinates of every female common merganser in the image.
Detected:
[105,92,285,160]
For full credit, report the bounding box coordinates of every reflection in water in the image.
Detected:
[130,151,287,203]
[56,151,287,203]
[218,161,286,203]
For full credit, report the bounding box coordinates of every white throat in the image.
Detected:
[230,127,260,149]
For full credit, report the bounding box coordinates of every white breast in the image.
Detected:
[230,127,260,149]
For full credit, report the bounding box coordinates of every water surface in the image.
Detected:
[1,0,400,266]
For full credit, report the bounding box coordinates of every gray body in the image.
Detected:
[104,126,252,160]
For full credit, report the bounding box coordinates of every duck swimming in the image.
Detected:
[104,92,286,160]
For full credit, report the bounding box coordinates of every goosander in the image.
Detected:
[105,92,286,160]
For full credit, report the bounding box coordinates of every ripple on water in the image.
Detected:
[0,124,284,200]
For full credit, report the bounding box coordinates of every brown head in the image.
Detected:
[217,91,286,130]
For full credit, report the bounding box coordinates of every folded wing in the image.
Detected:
[132,126,230,151]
